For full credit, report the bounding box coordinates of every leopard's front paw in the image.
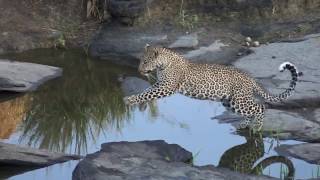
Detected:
[123,96,138,105]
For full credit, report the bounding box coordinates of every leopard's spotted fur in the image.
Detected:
[124,45,299,131]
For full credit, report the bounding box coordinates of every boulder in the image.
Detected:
[73,140,275,180]
[0,59,62,92]
[275,143,320,165]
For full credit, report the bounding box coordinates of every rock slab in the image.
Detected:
[0,142,81,178]
[213,107,320,143]
[275,143,320,165]
[233,34,320,100]
[0,142,81,167]
[0,59,62,92]
[73,140,275,180]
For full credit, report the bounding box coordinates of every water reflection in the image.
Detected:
[0,95,29,139]
[0,49,316,180]
[1,49,137,154]
[218,131,295,179]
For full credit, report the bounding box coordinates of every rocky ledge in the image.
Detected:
[0,142,81,178]
[275,143,320,165]
[73,140,275,180]
[213,34,320,143]
[0,59,62,92]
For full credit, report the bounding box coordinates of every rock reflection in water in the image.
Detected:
[2,49,136,154]
[218,131,295,179]
[0,95,29,139]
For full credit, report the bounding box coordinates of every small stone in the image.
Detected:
[2,32,8,36]
[245,37,252,42]
[252,41,260,47]
[272,56,276,59]
[237,52,243,56]
[245,42,250,47]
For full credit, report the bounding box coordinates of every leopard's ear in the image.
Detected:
[144,43,150,51]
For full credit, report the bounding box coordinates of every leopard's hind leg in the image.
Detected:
[229,90,265,131]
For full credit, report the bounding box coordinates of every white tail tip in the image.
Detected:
[279,62,297,72]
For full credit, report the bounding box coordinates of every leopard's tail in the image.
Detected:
[252,156,295,179]
[254,62,299,103]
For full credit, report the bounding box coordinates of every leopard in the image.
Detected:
[124,45,300,131]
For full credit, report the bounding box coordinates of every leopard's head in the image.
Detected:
[138,44,170,76]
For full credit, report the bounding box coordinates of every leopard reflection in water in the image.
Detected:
[218,131,295,179]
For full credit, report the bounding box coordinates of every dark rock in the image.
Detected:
[0,142,81,178]
[120,76,150,96]
[88,26,168,67]
[108,0,151,25]
[72,140,275,180]
[0,59,62,92]
[275,143,320,165]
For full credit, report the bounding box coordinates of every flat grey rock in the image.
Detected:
[184,40,228,59]
[233,34,320,101]
[73,140,275,180]
[275,143,320,165]
[0,59,62,92]
[169,33,199,49]
[214,107,320,143]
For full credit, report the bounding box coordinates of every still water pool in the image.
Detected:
[0,49,318,179]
